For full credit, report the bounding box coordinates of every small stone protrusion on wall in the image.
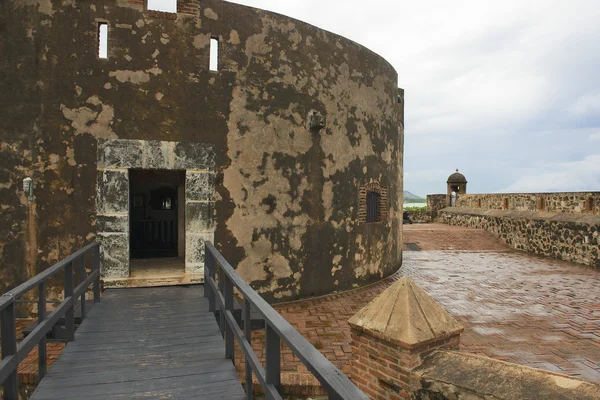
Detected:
[307,110,326,131]
[348,276,464,400]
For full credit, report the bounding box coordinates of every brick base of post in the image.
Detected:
[350,328,460,399]
[348,276,464,400]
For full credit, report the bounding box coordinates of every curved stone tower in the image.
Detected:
[0,0,404,302]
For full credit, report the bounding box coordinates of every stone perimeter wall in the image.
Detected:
[439,208,600,268]
[0,0,403,301]
[458,192,600,214]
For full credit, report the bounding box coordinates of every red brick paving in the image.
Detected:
[15,320,66,386]
[235,224,600,389]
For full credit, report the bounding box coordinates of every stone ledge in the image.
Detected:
[441,207,600,225]
[103,274,203,288]
[412,350,600,400]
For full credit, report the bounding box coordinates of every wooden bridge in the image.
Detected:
[0,242,367,400]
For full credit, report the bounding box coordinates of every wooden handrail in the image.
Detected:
[204,241,368,400]
[0,242,101,400]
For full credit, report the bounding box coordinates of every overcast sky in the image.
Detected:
[154,0,600,196]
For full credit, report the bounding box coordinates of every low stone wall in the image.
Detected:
[426,194,447,220]
[439,208,600,268]
[457,192,600,214]
[404,208,431,223]
[412,351,600,400]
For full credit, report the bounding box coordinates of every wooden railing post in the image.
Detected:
[243,299,253,400]
[265,323,281,392]
[219,266,225,337]
[204,243,215,312]
[93,244,101,303]
[224,275,234,360]
[203,241,368,399]
[1,301,19,399]
[38,281,47,380]
[64,262,75,342]
[77,256,86,321]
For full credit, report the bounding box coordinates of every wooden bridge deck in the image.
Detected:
[30,285,245,400]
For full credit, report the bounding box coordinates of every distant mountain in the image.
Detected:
[403,191,425,201]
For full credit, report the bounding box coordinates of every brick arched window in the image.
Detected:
[359,182,388,223]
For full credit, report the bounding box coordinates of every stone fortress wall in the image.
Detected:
[0,0,404,302]
[433,192,600,268]
[457,192,600,214]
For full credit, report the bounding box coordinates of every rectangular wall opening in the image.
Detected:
[147,0,177,13]
[210,37,219,71]
[129,169,185,260]
[587,197,595,213]
[98,23,108,59]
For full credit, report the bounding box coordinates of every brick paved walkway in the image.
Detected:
[403,251,600,382]
[403,223,510,251]
[241,227,600,387]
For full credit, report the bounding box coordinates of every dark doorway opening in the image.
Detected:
[130,169,185,259]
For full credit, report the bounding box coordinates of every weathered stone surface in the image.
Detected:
[142,140,175,170]
[174,142,214,171]
[0,0,403,301]
[97,139,143,168]
[186,232,214,274]
[96,170,129,214]
[185,202,213,233]
[427,194,448,219]
[348,276,463,348]
[96,214,128,233]
[97,233,129,278]
[458,192,600,214]
[412,350,600,400]
[185,172,214,202]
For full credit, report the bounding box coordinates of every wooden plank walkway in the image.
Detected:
[30,286,246,399]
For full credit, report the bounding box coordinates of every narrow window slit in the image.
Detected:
[210,37,219,71]
[98,23,108,59]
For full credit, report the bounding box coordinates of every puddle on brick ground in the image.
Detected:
[472,326,505,335]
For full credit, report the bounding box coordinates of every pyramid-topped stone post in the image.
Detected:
[348,276,464,400]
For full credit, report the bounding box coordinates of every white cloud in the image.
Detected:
[569,91,600,118]
[153,0,600,194]
[501,154,600,193]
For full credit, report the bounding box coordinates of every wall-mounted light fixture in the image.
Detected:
[23,177,34,200]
